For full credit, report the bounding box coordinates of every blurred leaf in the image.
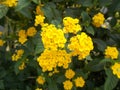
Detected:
[76,0,93,7]
[15,0,32,18]
[52,0,64,2]
[0,5,8,19]
[81,11,91,26]
[93,39,107,52]
[56,75,66,84]
[32,0,40,4]
[35,39,44,54]
[0,67,6,79]
[47,78,58,90]
[42,2,61,22]
[0,80,4,89]
[104,68,119,90]
[85,26,95,35]
[99,0,112,6]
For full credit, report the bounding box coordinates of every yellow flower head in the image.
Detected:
[34,15,45,26]
[12,49,24,61]
[19,62,25,70]
[36,5,44,16]
[41,24,66,50]
[18,30,27,44]
[92,12,105,27]
[63,80,73,90]
[36,76,45,85]
[68,32,93,60]
[111,63,120,78]
[105,46,119,59]
[63,17,82,34]
[65,69,75,79]
[2,0,18,7]
[74,77,85,87]
[0,32,3,36]
[35,88,42,90]
[27,27,37,37]
[0,39,5,46]
[37,49,71,72]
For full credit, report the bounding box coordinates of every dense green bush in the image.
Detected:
[0,0,120,90]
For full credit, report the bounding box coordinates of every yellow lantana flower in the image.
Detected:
[0,39,5,46]
[63,80,73,90]
[105,46,119,59]
[34,15,45,26]
[26,27,37,37]
[63,17,82,34]
[2,0,18,7]
[74,77,85,87]
[111,63,120,78]
[65,69,75,79]
[92,12,105,27]
[36,76,45,85]
[19,62,25,70]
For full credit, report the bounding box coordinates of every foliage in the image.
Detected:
[0,0,120,90]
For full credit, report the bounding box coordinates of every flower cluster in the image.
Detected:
[19,62,25,70]
[37,49,71,72]
[111,63,120,78]
[12,49,24,61]
[41,24,66,50]
[34,15,45,26]
[68,32,94,60]
[36,75,45,85]
[105,46,119,59]
[74,77,85,87]
[92,12,105,27]
[63,80,73,90]
[63,17,82,34]
[18,27,37,44]
[2,0,18,7]
[65,69,75,79]
[0,39,4,46]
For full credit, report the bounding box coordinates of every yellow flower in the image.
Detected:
[0,39,5,46]
[37,49,71,72]
[68,32,93,60]
[26,27,37,37]
[63,80,73,90]
[35,88,42,90]
[18,30,27,44]
[92,12,105,27]
[12,49,24,61]
[65,69,75,79]
[41,24,66,50]
[2,0,18,7]
[36,76,45,85]
[74,77,85,87]
[34,15,45,26]
[111,63,120,78]
[63,17,82,34]
[105,46,119,59]
[36,5,44,16]
[0,32,3,36]
[19,62,25,70]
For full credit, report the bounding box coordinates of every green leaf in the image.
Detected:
[104,69,119,90]
[99,0,112,6]
[0,80,4,89]
[0,67,6,79]
[85,26,95,35]
[35,39,44,54]
[81,11,91,26]
[47,78,58,90]
[76,0,93,7]
[56,75,66,84]
[0,5,8,19]
[32,0,40,4]
[93,39,107,52]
